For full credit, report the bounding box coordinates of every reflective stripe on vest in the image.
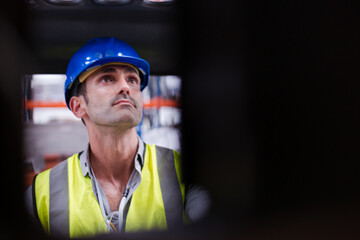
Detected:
[125,144,184,232]
[33,144,184,238]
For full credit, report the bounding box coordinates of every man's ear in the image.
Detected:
[69,96,86,119]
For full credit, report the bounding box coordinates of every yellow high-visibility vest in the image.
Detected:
[32,144,185,238]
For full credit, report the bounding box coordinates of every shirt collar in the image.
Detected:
[80,136,145,177]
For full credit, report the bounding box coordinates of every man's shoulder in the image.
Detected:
[35,158,67,178]
[36,152,80,177]
[145,143,181,155]
[152,144,180,152]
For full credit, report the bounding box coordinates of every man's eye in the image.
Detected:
[128,77,139,84]
[101,76,112,82]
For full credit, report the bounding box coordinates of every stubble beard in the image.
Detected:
[87,94,143,129]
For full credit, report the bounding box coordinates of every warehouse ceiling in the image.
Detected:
[22,0,181,75]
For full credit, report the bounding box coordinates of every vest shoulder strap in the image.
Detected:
[155,145,184,230]
[31,174,40,224]
[33,157,70,238]
[126,144,185,232]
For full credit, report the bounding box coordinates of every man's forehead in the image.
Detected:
[96,64,138,74]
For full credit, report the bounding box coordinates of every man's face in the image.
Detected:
[80,64,143,128]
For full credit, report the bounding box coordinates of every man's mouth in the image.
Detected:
[113,100,134,106]
[112,95,136,108]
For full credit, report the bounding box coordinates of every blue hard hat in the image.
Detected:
[64,37,150,108]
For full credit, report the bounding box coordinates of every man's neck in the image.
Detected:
[87,125,139,186]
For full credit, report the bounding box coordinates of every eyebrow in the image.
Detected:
[98,66,138,75]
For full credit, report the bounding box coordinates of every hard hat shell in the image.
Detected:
[64,37,150,108]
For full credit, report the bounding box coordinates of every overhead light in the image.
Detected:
[143,0,175,4]
[25,0,39,7]
[93,0,132,5]
[44,0,84,6]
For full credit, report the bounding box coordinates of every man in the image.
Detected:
[25,37,210,238]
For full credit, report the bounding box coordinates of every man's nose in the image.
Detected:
[117,77,130,95]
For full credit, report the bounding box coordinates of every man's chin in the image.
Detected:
[111,116,141,128]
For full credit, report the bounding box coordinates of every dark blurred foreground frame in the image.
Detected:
[2,0,360,239]
[182,0,360,239]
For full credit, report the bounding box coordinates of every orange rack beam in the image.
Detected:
[25,97,180,110]
[25,100,67,109]
[144,97,180,108]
